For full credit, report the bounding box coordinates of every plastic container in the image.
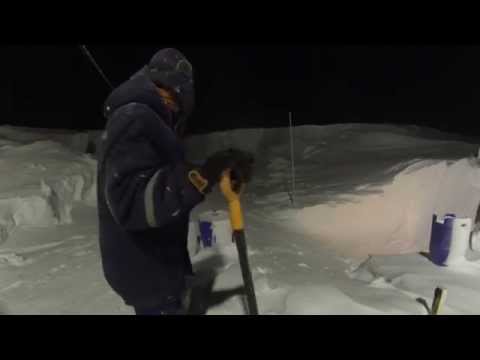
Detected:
[470,229,480,252]
[430,213,472,266]
[187,221,200,256]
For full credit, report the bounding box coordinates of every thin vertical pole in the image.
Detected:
[289,111,296,205]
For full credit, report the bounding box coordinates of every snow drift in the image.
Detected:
[0,136,97,245]
[0,125,90,153]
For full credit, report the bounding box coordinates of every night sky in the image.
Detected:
[2,44,480,136]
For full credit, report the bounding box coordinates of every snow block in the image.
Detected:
[0,196,57,245]
[0,137,98,246]
[430,214,472,266]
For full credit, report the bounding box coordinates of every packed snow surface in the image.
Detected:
[1,123,480,314]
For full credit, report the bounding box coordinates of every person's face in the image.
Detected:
[156,87,179,113]
[156,86,189,138]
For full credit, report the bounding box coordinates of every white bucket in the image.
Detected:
[470,229,480,252]
[197,210,232,248]
[446,217,472,266]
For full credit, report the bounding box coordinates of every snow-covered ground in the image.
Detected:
[1,123,480,315]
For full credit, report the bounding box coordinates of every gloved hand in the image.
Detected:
[200,148,254,192]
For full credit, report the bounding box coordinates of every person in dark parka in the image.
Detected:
[97,48,253,315]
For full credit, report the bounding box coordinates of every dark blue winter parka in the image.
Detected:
[97,66,204,309]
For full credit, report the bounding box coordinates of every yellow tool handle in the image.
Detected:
[227,199,244,231]
[220,169,258,314]
[220,170,245,231]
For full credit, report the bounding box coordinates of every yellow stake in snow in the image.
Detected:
[431,287,447,315]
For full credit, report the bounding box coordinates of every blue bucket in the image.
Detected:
[430,214,456,266]
[198,221,216,248]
